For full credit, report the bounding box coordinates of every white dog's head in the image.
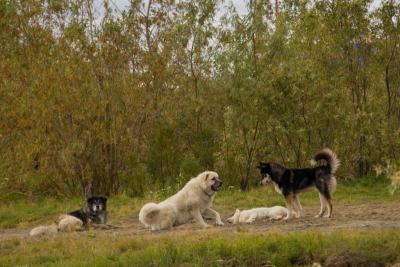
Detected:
[197,171,223,194]
[227,209,241,224]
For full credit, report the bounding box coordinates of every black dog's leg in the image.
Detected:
[325,196,333,218]
[283,192,294,220]
[99,211,108,224]
[315,192,327,218]
[315,177,333,218]
[293,195,303,218]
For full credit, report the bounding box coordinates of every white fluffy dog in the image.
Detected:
[227,206,288,224]
[139,171,224,230]
[29,214,83,237]
[57,214,83,232]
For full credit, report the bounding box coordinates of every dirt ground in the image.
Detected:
[1,202,400,241]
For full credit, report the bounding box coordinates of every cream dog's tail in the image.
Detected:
[139,203,160,226]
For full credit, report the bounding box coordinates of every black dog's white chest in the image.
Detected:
[271,181,283,195]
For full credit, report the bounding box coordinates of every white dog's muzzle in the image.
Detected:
[92,204,103,212]
[260,174,271,185]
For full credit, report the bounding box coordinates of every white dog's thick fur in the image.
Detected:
[30,215,83,237]
[226,206,288,224]
[29,225,58,237]
[139,171,224,230]
[57,214,83,232]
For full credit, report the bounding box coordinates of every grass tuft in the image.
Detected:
[2,230,400,266]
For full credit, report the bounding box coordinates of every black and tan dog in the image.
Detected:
[257,148,339,220]
[69,196,108,226]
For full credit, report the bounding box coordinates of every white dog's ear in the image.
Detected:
[235,209,240,213]
[205,173,209,180]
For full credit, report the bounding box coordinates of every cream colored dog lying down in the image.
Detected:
[227,206,289,224]
[139,171,224,230]
[29,215,83,237]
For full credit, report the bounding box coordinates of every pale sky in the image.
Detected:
[97,0,383,17]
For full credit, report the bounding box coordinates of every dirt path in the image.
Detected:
[1,202,400,241]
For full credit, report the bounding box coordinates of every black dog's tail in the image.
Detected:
[310,148,340,174]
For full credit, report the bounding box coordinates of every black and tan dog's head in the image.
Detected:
[86,196,107,213]
[257,162,272,185]
[257,162,286,185]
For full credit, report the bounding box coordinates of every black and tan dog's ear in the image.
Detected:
[256,162,264,169]
[100,196,107,203]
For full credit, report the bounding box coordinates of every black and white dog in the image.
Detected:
[257,148,339,220]
[69,196,108,226]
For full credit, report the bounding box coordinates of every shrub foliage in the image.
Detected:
[1,0,400,196]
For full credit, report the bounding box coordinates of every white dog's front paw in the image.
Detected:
[215,221,224,226]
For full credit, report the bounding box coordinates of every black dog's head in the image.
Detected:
[256,162,272,185]
[86,196,107,213]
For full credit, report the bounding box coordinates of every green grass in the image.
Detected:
[1,229,400,266]
[0,176,398,229]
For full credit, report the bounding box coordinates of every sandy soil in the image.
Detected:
[1,202,400,240]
